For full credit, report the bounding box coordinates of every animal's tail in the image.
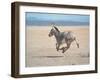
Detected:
[74,38,79,48]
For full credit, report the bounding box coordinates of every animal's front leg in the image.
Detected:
[56,43,60,51]
[56,43,58,50]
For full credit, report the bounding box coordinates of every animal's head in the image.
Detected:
[48,26,60,37]
[48,27,55,37]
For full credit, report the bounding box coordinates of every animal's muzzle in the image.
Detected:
[48,34,51,37]
[48,34,50,37]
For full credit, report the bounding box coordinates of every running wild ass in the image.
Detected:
[48,26,79,53]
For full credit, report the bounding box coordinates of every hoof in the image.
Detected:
[62,48,65,53]
[62,50,65,53]
[62,51,64,53]
[57,49,59,51]
[59,47,65,53]
[61,47,65,50]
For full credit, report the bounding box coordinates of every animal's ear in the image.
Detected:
[51,24,55,29]
[52,26,54,29]
[51,23,55,27]
[50,23,54,28]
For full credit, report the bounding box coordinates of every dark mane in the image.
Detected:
[54,27,60,32]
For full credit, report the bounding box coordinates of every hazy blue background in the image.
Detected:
[25,12,90,26]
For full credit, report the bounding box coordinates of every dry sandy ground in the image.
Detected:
[25,26,89,67]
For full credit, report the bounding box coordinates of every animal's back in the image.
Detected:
[64,31,75,40]
[58,31,75,44]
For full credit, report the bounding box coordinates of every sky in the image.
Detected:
[25,12,90,26]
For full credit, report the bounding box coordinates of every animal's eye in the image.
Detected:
[51,29,54,31]
[51,29,53,31]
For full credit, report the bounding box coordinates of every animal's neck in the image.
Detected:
[54,32,60,41]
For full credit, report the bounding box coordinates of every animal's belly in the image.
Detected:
[61,39,66,44]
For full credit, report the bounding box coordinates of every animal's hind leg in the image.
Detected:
[60,47,65,53]
[62,40,71,53]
